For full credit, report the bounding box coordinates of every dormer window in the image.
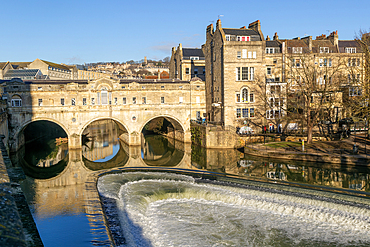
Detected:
[225,35,230,41]
[237,36,250,41]
[292,47,302,53]
[190,56,199,60]
[345,47,356,53]
[320,47,329,53]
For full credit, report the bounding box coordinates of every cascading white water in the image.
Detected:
[98,172,370,247]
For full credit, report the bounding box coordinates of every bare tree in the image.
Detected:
[285,53,346,143]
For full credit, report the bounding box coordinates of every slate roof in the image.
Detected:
[266,40,281,47]
[338,40,363,53]
[22,80,89,85]
[223,28,259,36]
[40,60,71,71]
[182,48,204,58]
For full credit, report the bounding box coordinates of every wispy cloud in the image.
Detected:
[67,56,84,64]
[150,42,178,53]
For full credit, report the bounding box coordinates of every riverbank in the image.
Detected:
[244,136,370,165]
[0,137,43,246]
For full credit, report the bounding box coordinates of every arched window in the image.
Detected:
[11,95,22,107]
[241,88,248,102]
[100,87,107,105]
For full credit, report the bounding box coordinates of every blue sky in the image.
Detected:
[2,0,369,64]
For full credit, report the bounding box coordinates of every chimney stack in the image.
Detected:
[273,32,279,40]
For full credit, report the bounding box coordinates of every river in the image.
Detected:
[11,120,370,246]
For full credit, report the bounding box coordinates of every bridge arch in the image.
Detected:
[15,117,70,139]
[140,114,186,132]
[79,117,130,137]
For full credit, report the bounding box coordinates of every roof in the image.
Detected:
[40,60,71,71]
[119,79,190,84]
[4,69,40,78]
[266,40,281,47]
[222,28,259,36]
[338,40,363,53]
[10,62,31,69]
[182,48,204,57]
[22,80,89,85]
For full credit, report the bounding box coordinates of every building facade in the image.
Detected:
[170,44,206,81]
[204,19,365,132]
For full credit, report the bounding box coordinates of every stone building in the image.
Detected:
[204,19,366,132]
[27,59,78,80]
[169,43,206,81]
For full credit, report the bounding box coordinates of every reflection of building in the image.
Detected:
[82,120,119,161]
[36,143,68,167]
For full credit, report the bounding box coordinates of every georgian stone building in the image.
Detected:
[169,43,206,81]
[204,19,365,131]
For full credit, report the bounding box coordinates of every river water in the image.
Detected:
[12,120,370,246]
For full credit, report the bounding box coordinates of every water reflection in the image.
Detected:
[141,135,184,167]
[12,124,370,246]
[82,119,120,162]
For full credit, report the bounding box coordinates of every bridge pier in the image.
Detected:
[68,133,82,150]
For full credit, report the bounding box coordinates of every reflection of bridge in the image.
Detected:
[6,78,205,151]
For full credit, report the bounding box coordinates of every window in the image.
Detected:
[267,67,272,75]
[225,35,230,41]
[266,48,274,53]
[190,56,199,60]
[236,108,241,118]
[349,87,362,96]
[179,97,183,103]
[186,68,190,74]
[161,97,165,104]
[242,49,247,58]
[61,98,65,105]
[329,58,332,67]
[194,68,198,75]
[11,98,22,107]
[196,96,200,103]
[71,98,75,106]
[237,51,241,59]
[292,59,301,68]
[237,36,250,41]
[345,47,356,53]
[236,67,254,81]
[241,88,248,102]
[236,93,240,103]
[253,51,256,59]
[123,97,126,104]
[133,97,136,104]
[101,90,108,105]
[203,68,205,74]
[38,99,42,106]
[248,51,252,58]
[320,47,329,53]
[114,97,117,105]
[250,93,254,103]
[242,108,249,118]
[250,108,255,118]
[242,67,248,80]
[142,97,146,104]
[91,98,95,105]
[83,98,87,105]
[292,47,302,53]
[236,67,241,81]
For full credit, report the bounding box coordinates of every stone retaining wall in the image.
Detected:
[244,145,370,165]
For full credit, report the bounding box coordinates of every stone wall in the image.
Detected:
[191,123,241,149]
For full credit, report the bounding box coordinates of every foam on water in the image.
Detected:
[98,172,370,247]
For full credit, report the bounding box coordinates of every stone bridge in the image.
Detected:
[4,77,205,152]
